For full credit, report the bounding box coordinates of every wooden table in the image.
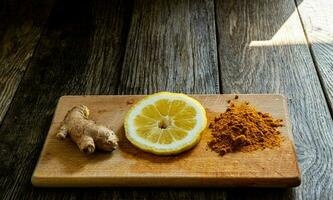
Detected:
[0,0,332,199]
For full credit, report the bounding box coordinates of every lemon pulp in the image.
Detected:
[124,92,207,155]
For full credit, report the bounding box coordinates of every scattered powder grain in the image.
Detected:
[208,99,284,156]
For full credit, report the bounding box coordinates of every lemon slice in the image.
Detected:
[124,92,207,155]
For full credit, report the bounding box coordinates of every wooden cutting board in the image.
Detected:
[32,94,301,187]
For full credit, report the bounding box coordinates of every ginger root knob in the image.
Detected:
[56,105,118,154]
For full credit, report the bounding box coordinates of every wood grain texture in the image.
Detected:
[215,0,333,199]
[115,0,229,198]
[1,0,330,199]
[0,0,131,199]
[32,95,300,187]
[118,0,219,94]
[83,0,132,95]
[0,0,54,124]
[296,0,333,114]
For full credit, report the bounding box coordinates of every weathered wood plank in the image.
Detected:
[0,0,131,199]
[215,0,333,199]
[296,0,333,113]
[0,0,54,124]
[118,0,219,94]
[115,0,227,198]
[83,0,132,95]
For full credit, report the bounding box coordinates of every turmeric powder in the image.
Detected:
[208,99,283,156]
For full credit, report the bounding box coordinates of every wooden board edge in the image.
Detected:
[31,175,301,188]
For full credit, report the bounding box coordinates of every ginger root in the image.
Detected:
[56,105,118,154]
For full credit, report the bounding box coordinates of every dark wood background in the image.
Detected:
[1,0,332,199]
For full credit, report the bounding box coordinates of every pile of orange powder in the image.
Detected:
[208,97,284,156]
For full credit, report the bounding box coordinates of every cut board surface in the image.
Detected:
[32,94,301,187]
